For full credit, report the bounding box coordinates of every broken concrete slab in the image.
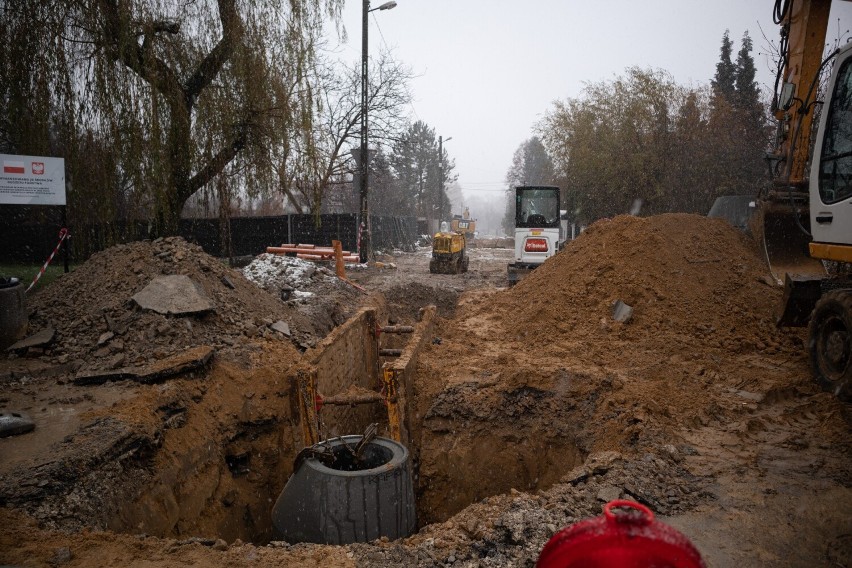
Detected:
[7,327,56,352]
[0,410,35,438]
[132,275,214,316]
[563,451,624,485]
[611,299,634,323]
[97,331,115,346]
[73,345,215,385]
[271,321,291,337]
[596,486,622,503]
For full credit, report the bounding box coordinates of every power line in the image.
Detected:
[372,15,419,122]
[459,187,511,192]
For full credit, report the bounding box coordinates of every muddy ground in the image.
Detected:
[1,215,850,567]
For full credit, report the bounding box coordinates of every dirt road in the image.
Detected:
[1,219,850,567]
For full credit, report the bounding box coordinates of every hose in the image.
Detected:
[773,0,791,24]
[771,0,792,112]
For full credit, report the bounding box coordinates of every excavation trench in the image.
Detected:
[85,388,585,547]
[0,282,587,546]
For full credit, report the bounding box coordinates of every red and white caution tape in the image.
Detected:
[26,227,69,293]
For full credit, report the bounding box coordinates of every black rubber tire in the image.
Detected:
[808,289,852,402]
[272,436,416,544]
[429,259,437,274]
[461,256,469,273]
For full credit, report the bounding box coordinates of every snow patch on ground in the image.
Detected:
[241,254,334,301]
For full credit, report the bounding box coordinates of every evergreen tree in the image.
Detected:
[388,121,455,220]
[502,137,555,234]
[712,30,736,102]
[734,32,763,126]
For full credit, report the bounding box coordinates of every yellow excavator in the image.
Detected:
[450,208,477,242]
[766,0,851,400]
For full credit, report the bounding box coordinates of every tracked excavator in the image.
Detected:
[450,208,477,242]
[765,0,852,400]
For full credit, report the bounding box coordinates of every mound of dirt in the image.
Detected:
[12,238,360,378]
[503,213,781,350]
[464,213,809,426]
[411,213,840,524]
[0,238,375,541]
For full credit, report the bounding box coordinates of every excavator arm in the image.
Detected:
[759,0,844,283]
[770,0,832,188]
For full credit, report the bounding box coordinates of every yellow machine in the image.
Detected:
[767,0,852,400]
[430,223,469,274]
[450,208,476,242]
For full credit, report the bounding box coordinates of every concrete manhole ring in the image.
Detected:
[272,435,417,544]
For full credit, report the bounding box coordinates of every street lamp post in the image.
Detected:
[437,135,452,226]
[359,0,397,263]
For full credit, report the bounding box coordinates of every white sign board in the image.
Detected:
[0,154,66,206]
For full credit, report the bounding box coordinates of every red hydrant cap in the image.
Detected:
[537,500,706,568]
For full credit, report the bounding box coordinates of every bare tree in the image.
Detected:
[280,51,413,216]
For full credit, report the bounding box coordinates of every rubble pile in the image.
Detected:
[9,238,359,377]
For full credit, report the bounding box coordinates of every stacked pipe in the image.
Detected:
[266,243,360,263]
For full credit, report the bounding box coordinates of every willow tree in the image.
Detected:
[0,0,342,236]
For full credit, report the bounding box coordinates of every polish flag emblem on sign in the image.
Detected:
[3,161,25,174]
[31,162,44,175]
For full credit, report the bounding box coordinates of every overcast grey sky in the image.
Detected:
[332,0,852,202]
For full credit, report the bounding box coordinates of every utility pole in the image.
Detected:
[438,135,443,226]
[359,0,370,263]
[358,0,397,263]
[437,135,451,227]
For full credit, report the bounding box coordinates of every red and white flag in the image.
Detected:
[3,161,25,174]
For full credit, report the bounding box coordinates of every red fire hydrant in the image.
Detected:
[537,500,706,568]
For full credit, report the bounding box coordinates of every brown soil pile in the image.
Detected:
[497,214,808,428]
[0,237,369,541]
[459,212,809,433]
[503,213,781,354]
[411,213,842,524]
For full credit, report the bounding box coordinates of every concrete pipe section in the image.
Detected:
[271,435,416,545]
[0,277,27,350]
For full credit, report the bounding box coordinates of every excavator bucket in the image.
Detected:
[750,200,826,285]
[707,195,755,231]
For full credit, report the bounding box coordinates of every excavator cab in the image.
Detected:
[508,186,562,285]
